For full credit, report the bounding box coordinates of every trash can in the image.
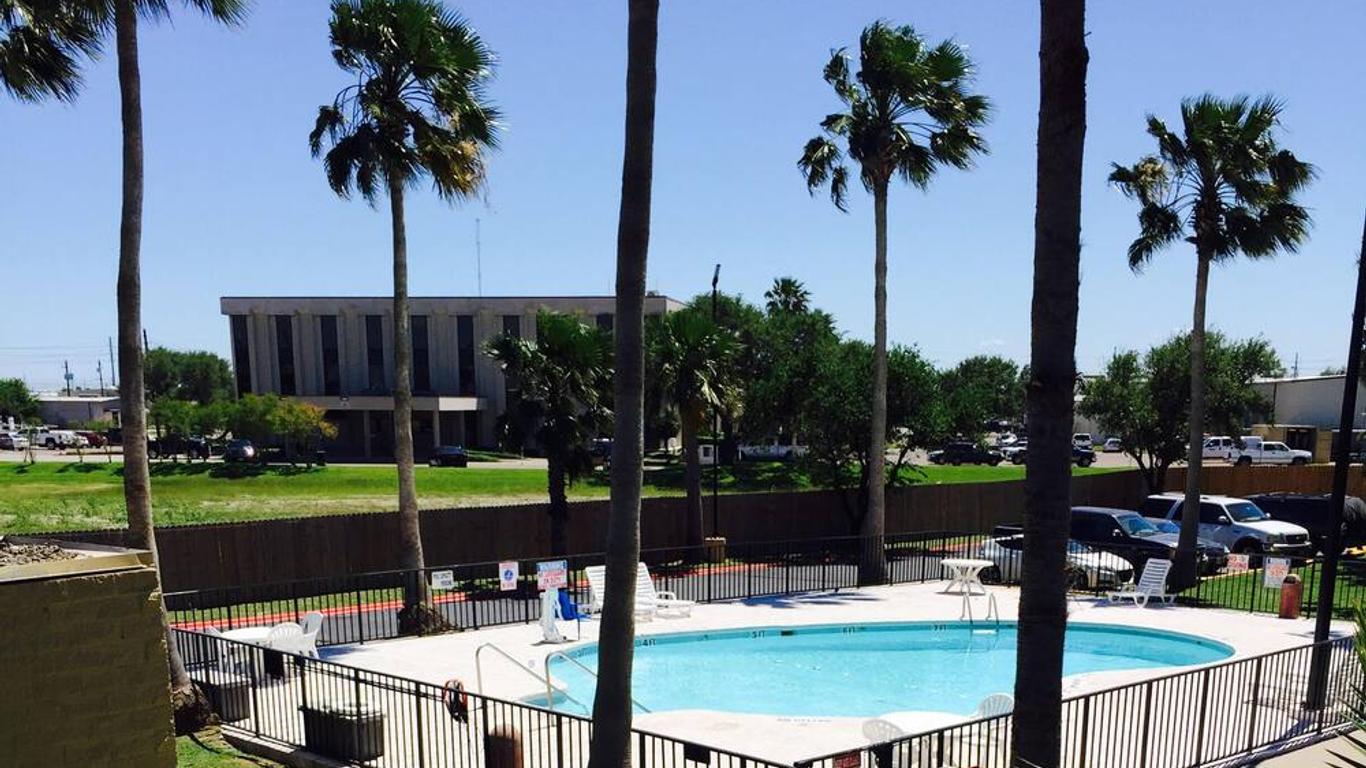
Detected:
[704,537,727,563]
[301,702,386,761]
[1278,573,1303,619]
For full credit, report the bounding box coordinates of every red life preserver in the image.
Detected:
[442,679,470,723]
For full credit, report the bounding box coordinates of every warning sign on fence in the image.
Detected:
[1263,557,1291,589]
[1226,553,1250,573]
[430,570,455,590]
[537,559,568,591]
[499,561,518,592]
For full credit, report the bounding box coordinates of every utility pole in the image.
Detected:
[1307,210,1366,709]
[142,329,149,355]
[97,361,105,397]
[475,218,483,297]
[710,263,721,538]
[63,360,72,396]
[108,336,117,387]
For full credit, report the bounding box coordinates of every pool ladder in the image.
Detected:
[544,650,652,714]
[959,590,1000,627]
[474,643,590,713]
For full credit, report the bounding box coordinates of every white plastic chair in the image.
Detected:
[1107,559,1175,607]
[297,612,323,657]
[584,565,657,620]
[975,693,1014,718]
[634,563,694,618]
[265,621,304,653]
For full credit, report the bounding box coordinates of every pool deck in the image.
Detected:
[317,581,1354,763]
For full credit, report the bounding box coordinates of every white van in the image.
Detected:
[1202,436,1236,461]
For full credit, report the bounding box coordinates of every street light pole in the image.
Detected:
[711,263,721,538]
[1307,210,1366,709]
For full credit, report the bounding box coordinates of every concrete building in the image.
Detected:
[35,392,121,428]
[221,295,683,459]
[1251,374,1366,429]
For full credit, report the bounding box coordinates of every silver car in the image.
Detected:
[0,432,29,450]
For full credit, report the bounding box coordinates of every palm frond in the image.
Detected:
[0,0,102,102]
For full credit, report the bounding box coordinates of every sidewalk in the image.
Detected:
[1256,734,1356,765]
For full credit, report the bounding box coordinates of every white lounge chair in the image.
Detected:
[974,693,1014,718]
[297,612,324,658]
[584,563,695,620]
[1107,558,1175,607]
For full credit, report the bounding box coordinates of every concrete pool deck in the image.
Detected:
[314,581,1354,763]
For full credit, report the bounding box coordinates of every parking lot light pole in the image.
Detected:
[1307,211,1366,710]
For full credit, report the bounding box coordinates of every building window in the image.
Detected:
[366,314,385,393]
[501,315,521,404]
[595,313,613,332]
[230,315,252,395]
[502,314,521,339]
[456,315,475,396]
[320,315,340,396]
[411,315,431,394]
[275,315,296,396]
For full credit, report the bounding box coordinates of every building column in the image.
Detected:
[432,408,442,449]
[361,409,372,459]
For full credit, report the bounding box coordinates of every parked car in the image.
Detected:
[1002,439,1028,465]
[223,439,257,463]
[429,445,470,468]
[1202,436,1237,461]
[1140,493,1315,558]
[738,440,807,462]
[1229,439,1311,466]
[1070,506,1228,575]
[976,528,1134,588]
[75,430,108,448]
[1072,445,1096,467]
[1072,433,1093,448]
[1244,492,1366,553]
[928,441,1003,466]
[32,428,87,449]
[1102,437,1123,453]
[148,436,210,460]
[0,432,29,450]
[995,433,1020,448]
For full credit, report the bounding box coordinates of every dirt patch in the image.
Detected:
[0,538,79,567]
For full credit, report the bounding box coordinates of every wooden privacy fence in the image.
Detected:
[44,470,1147,592]
[1165,463,1366,498]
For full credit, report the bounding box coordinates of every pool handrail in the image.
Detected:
[475,642,590,713]
[544,649,652,713]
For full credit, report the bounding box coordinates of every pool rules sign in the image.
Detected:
[498,561,518,592]
[537,559,568,591]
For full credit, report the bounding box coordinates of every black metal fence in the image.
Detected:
[800,636,1362,768]
[166,531,1366,646]
[174,629,784,768]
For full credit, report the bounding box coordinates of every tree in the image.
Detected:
[310,0,498,635]
[649,310,739,554]
[269,400,338,467]
[148,396,196,461]
[1011,0,1087,764]
[485,311,612,555]
[0,378,40,423]
[941,355,1024,437]
[743,305,839,445]
[0,0,100,102]
[226,393,280,444]
[1080,333,1280,494]
[587,0,656,764]
[144,347,233,403]
[802,340,946,530]
[1110,94,1313,587]
[763,276,810,314]
[799,21,989,582]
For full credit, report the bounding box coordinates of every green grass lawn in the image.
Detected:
[0,459,1123,535]
[176,729,276,767]
[1190,562,1366,618]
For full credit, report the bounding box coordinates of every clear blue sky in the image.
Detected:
[3,1,1363,391]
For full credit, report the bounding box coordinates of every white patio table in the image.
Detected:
[940,558,994,596]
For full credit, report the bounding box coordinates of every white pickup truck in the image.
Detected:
[1229,437,1311,466]
[31,428,88,449]
[737,440,808,462]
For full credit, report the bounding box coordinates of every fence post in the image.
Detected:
[354,584,364,643]
[1194,667,1211,764]
[1246,656,1263,753]
[414,680,426,768]
[1139,681,1152,766]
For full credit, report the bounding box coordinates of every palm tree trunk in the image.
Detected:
[861,180,889,585]
[1176,254,1211,588]
[682,406,704,555]
[1012,0,1087,765]
[588,0,656,765]
[547,450,569,556]
[389,176,435,635]
[114,0,208,735]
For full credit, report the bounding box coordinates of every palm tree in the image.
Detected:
[763,276,810,314]
[485,311,612,556]
[0,0,100,101]
[799,21,989,583]
[1011,1,1087,764]
[310,0,499,634]
[649,310,737,553]
[1110,94,1313,586]
[587,0,656,764]
[104,0,249,734]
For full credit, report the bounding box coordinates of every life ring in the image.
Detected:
[442,679,470,723]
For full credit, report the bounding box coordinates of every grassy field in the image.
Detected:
[1191,563,1366,618]
[0,459,1124,535]
[176,729,275,767]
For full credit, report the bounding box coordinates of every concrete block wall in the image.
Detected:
[0,567,175,768]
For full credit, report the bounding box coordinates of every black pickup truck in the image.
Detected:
[1243,493,1366,554]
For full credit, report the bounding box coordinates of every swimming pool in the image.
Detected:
[541,621,1232,717]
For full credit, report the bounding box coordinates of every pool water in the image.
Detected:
[542,622,1232,717]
